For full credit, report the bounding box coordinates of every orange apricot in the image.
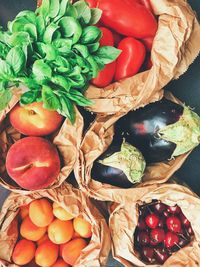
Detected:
[48,219,74,244]
[72,231,81,239]
[37,234,50,246]
[53,202,74,221]
[19,204,30,219]
[51,258,70,267]
[29,198,54,227]
[35,240,59,267]
[62,238,87,265]
[12,239,36,265]
[73,217,92,238]
[20,216,46,241]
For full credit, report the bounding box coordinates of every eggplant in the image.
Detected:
[91,141,146,188]
[115,99,200,163]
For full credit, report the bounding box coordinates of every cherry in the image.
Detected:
[136,231,150,246]
[137,219,147,230]
[150,238,158,247]
[141,247,155,263]
[150,228,165,244]
[167,205,181,214]
[145,214,159,229]
[163,210,170,217]
[164,232,179,248]
[180,213,191,227]
[153,202,167,214]
[166,216,181,233]
[154,247,170,264]
[158,217,165,228]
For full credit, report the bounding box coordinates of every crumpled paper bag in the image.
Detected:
[109,183,200,267]
[0,93,84,193]
[85,0,200,114]
[0,182,110,267]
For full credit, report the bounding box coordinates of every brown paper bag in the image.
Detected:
[0,182,110,267]
[75,91,195,202]
[85,0,200,115]
[109,183,200,267]
[0,94,84,193]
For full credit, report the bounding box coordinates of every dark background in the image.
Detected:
[0,1,199,266]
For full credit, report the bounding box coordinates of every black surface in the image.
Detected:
[0,1,199,267]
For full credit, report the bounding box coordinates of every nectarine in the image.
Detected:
[53,202,74,221]
[10,102,63,136]
[12,239,36,265]
[6,137,60,190]
[62,238,87,265]
[73,217,92,238]
[19,204,30,219]
[37,234,50,246]
[51,258,70,267]
[20,216,46,241]
[48,219,74,244]
[35,240,59,267]
[29,198,54,227]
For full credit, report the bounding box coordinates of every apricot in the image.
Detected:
[12,239,36,265]
[6,137,60,190]
[37,234,50,246]
[73,217,92,238]
[9,102,63,136]
[20,216,46,241]
[29,199,54,227]
[62,238,87,265]
[19,204,30,219]
[48,219,74,244]
[72,231,81,239]
[53,202,74,221]
[51,258,70,267]
[35,240,59,267]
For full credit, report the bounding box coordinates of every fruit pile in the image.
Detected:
[134,200,194,264]
[12,198,92,266]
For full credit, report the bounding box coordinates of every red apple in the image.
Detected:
[9,102,63,136]
[6,137,60,190]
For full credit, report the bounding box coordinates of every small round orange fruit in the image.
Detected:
[37,234,50,246]
[19,204,30,220]
[48,219,74,244]
[51,258,70,267]
[35,240,59,267]
[20,216,46,241]
[73,217,92,238]
[53,202,74,221]
[12,239,36,265]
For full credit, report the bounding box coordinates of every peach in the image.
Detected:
[48,219,74,244]
[37,234,50,246]
[6,137,60,190]
[53,202,74,221]
[20,216,46,241]
[12,239,36,265]
[29,198,54,227]
[35,240,59,267]
[9,102,63,136]
[62,238,87,265]
[51,258,70,267]
[73,217,92,238]
[19,204,30,219]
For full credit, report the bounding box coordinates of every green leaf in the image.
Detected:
[73,44,89,58]
[33,59,52,81]
[36,16,46,40]
[43,23,59,44]
[52,75,69,91]
[65,4,78,18]
[17,77,40,90]
[86,55,99,78]
[0,42,9,59]
[37,0,50,21]
[0,81,7,90]
[87,42,99,53]
[49,0,60,19]
[43,44,58,61]
[9,32,31,46]
[80,26,101,44]
[58,95,75,123]
[0,31,10,45]
[0,88,12,111]
[95,46,121,64]
[42,85,60,110]
[24,23,37,40]
[10,17,30,32]
[67,89,93,106]
[16,10,36,24]
[89,8,102,25]
[74,1,91,24]
[54,0,69,21]
[6,47,26,74]
[59,16,82,44]
[20,90,39,105]
[54,56,71,73]
[0,59,14,79]
[52,38,72,50]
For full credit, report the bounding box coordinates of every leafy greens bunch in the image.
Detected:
[0,0,121,122]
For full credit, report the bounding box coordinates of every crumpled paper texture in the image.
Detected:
[85,0,200,114]
[109,183,200,267]
[75,91,195,202]
[0,93,84,193]
[0,183,111,267]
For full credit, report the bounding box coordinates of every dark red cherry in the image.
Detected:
[145,214,159,229]
[137,219,147,230]
[158,217,165,228]
[166,216,181,233]
[153,202,167,214]
[163,210,170,217]
[167,205,181,214]
[150,228,165,244]
[141,247,155,263]
[154,247,170,264]
[137,231,150,246]
[164,232,179,248]
[180,213,191,227]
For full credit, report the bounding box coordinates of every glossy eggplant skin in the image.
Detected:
[91,143,134,188]
[115,99,184,163]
